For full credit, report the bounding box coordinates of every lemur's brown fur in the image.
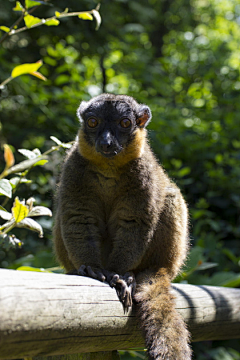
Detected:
[53,94,191,360]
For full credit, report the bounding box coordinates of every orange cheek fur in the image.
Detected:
[78,128,147,170]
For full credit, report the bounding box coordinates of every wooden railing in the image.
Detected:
[0,268,240,360]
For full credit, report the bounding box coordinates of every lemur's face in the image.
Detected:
[78,94,151,158]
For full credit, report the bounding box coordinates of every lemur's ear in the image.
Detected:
[136,105,152,128]
[77,101,88,122]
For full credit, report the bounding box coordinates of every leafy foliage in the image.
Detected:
[0,137,73,248]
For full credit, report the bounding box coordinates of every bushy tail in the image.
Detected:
[135,269,191,360]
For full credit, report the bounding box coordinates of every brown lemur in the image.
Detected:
[53,93,191,360]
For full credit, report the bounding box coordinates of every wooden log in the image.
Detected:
[0,268,240,360]
[34,351,120,360]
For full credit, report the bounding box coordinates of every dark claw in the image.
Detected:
[86,265,97,279]
[78,264,87,276]
[107,271,136,311]
[96,271,106,282]
[110,274,120,287]
[77,265,106,282]
[83,268,135,310]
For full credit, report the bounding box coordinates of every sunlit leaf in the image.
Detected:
[92,10,101,30]
[0,26,10,33]
[12,197,29,223]
[13,1,24,11]
[8,234,22,247]
[29,71,47,81]
[78,13,93,21]
[24,14,42,28]
[45,19,60,26]
[7,156,48,174]
[28,206,52,217]
[0,219,15,231]
[17,266,50,272]
[25,0,42,9]
[0,179,12,198]
[33,159,48,166]
[50,136,73,149]
[18,148,38,159]
[26,197,35,208]
[61,143,73,149]
[50,136,62,145]
[0,210,12,221]
[11,61,43,78]
[9,177,32,188]
[32,148,41,156]
[4,144,15,168]
[55,11,61,18]
[16,218,43,237]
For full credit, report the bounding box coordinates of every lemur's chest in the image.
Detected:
[96,172,118,191]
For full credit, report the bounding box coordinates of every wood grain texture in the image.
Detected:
[0,269,240,359]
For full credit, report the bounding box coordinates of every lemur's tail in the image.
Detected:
[135,268,191,360]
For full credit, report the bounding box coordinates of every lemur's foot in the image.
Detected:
[103,270,136,310]
[77,265,106,282]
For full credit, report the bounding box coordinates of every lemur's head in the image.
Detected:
[77,94,151,163]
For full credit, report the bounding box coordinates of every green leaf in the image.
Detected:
[0,219,15,231]
[55,11,61,18]
[16,218,43,237]
[12,197,29,223]
[25,0,42,9]
[13,1,24,11]
[0,206,7,211]
[78,13,93,21]
[7,156,48,174]
[45,19,60,26]
[92,10,101,30]
[209,272,240,287]
[221,275,240,288]
[17,266,50,272]
[197,262,218,271]
[0,210,12,221]
[11,61,43,78]
[9,177,32,188]
[33,159,48,166]
[28,206,52,217]
[24,14,42,28]
[0,26,10,33]
[0,179,12,198]
[178,167,191,177]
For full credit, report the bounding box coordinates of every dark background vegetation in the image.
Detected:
[0,0,240,359]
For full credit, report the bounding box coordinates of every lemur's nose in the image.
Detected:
[100,132,113,152]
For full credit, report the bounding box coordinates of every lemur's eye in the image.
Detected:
[87,118,98,128]
[120,118,131,128]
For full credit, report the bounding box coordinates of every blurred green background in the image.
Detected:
[0,0,240,359]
